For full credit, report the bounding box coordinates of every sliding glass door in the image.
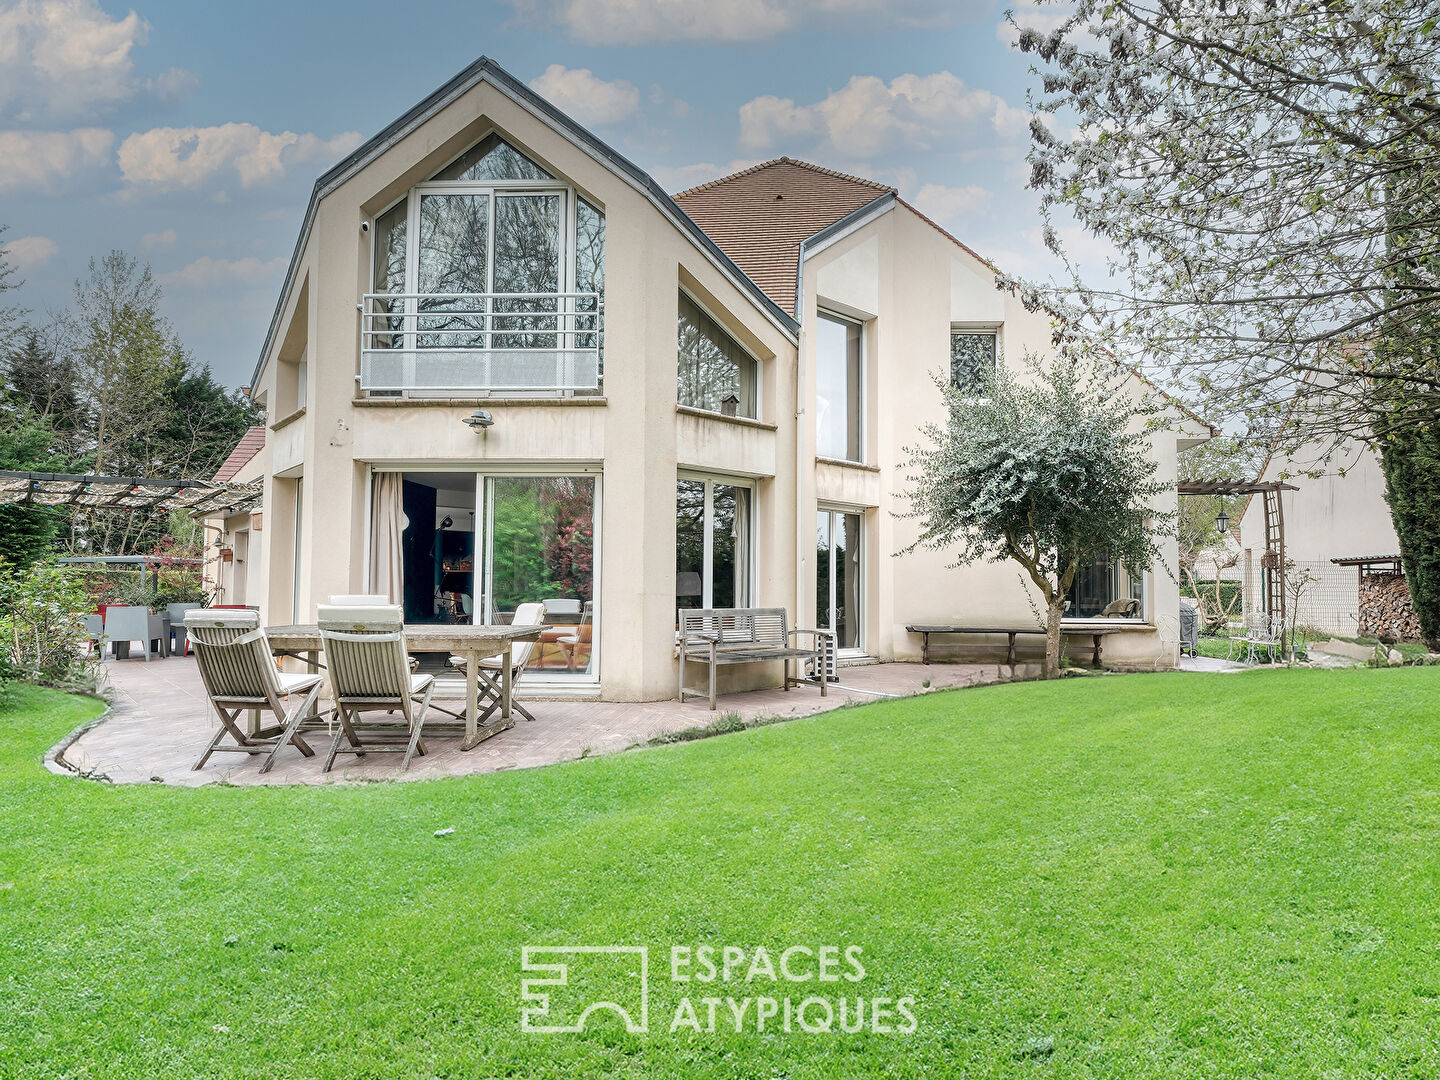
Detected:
[378,470,598,678]
[817,508,863,651]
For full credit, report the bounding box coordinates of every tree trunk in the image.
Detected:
[1043,595,1065,679]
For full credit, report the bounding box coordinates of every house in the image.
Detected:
[237,56,1208,701]
[203,425,266,606]
[1237,437,1403,636]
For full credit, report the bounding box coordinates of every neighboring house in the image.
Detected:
[1236,437,1400,635]
[237,56,1208,701]
[203,425,266,606]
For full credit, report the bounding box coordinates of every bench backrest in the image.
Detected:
[679,607,789,649]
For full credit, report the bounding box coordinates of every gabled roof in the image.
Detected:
[675,159,895,315]
[212,426,266,483]
[252,57,800,390]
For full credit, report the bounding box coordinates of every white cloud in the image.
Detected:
[2,234,58,268]
[739,72,1027,158]
[140,228,176,250]
[0,127,113,191]
[912,182,992,223]
[529,64,640,127]
[157,255,287,289]
[117,123,363,192]
[0,0,195,120]
[509,0,981,44]
[650,158,760,193]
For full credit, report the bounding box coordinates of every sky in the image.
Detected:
[0,0,1088,390]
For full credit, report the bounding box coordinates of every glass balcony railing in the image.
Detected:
[360,291,603,396]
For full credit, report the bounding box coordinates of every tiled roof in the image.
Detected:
[212,426,266,483]
[674,158,894,314]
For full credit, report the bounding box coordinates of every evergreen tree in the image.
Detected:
[0,408,66,568]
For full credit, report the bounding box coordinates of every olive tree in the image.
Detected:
[900,350,1172,678]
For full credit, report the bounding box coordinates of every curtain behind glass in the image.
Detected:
[369,473,406,606]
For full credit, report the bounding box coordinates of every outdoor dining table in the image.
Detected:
[265,623,548,750]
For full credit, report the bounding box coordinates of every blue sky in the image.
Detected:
[0,0,1083,390]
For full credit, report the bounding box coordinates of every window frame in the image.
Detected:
[815,309,866,464]
[365,131,603,398]
[1062,557,1149,622]
[676,471,756,612]
[364,462,604,686]
[676,288,762,420]
[816,504,865,653]
[948,324,1001,397]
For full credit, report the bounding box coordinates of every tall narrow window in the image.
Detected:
[677,292,758,417]
[950,330,997,395]
[817,509,863,650]
[676,477,752,611]
[371,198,407,352]
[817,313,862,461]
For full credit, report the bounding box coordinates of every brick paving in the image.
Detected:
[53,656,1029,786]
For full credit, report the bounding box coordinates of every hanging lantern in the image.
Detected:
[1215,507,1230,534]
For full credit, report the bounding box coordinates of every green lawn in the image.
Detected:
[3,670,1440,1077]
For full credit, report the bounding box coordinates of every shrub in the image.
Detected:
[0,558,102,692]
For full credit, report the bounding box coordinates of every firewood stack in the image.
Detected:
[1358,572,1422,642]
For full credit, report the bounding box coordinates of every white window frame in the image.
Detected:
[366,130,597,399]
[677,471,757,610]
[817,504,865,654]
[816,309,866,464]
[365,463,603,687]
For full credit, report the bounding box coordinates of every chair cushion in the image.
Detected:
[410,673,434,693]
[277,671,323,694]
[185,607,260,630]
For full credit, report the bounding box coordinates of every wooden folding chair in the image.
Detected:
[185,609,324,773]
[449,601,545,723]
[317,604,435,772]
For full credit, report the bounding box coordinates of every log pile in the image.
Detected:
[1358,572,1423,642]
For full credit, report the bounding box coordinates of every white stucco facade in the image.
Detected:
[242,58,1206,700]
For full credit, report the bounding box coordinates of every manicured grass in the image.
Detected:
[3,670,1440,1077]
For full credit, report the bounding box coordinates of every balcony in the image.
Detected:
[360,292,603,397]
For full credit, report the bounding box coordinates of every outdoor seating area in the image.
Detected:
[55,650,1015,787]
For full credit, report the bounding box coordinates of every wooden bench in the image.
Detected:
[905,623,1141,668]
[679,607,834,709]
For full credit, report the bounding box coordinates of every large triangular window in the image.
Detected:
[431,133,553,182]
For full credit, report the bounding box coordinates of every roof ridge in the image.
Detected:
[673,156,895,198]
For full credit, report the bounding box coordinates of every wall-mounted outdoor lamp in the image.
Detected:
[462,409,495,432]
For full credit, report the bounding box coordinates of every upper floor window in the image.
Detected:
[677,292,757,418]
[950,330,997,396]
[361,133,604,397]
[816,312,863,462]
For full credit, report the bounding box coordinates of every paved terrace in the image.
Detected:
[52,656,1033,786]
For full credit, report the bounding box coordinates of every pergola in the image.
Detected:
[0,470,261,516]
[1177,479,1298,649]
